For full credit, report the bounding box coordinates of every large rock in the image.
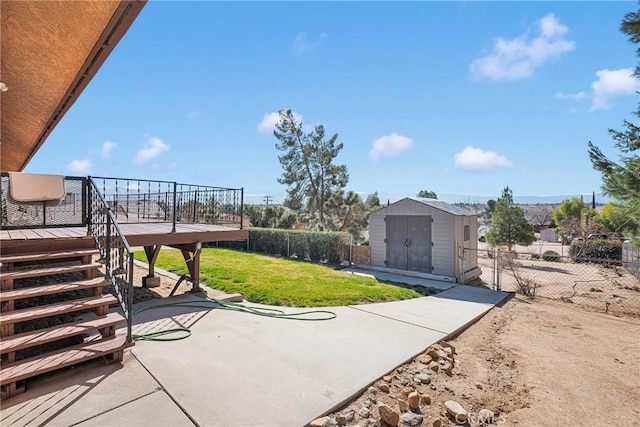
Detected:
[400,412,424,427]
[335,412,347,426]
[378,404,400,426]
[343,409,355,423]
[378,383,390,393]
[358,406,370,419]
[309,416,330,427]
[383,375,393,383]
[444,400,467,422]
[425,347,440,359]
[414,373,430,384]
[441,341,456,354]
[416,353,432,365]
[442,361,454,376]
[407,391,420,410]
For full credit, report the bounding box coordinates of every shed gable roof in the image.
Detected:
[407,197,475,216]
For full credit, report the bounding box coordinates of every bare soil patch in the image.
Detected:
[319,297,640,427]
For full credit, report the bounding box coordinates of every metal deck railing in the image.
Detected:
[88,177,135,342]
[0,173,244,231]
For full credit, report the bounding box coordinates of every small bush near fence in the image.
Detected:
[569,240,622,262]
[542,250,560,262]
[211,228,350,264]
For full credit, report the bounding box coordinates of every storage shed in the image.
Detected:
[368,198,481,283]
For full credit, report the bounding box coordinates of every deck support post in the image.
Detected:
[167,242,201,294]
[142,245,162,288]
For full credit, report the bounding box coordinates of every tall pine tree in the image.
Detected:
[273,109,348,225]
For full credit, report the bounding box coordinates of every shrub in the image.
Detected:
[210,228,349,264]
[569,240,622,261]
[542,250,560,262]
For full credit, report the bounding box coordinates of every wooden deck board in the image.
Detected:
[0,312,125,354]
[0,335,131,385]
[1,224,248,254]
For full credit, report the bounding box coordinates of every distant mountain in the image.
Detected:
[374,192,615,206]
[245,191,615,207]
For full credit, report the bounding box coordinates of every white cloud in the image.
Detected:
[369,133,414,161]
[590,68,639,111]
[470,13,575,81]
[133,136,170,164]
[101,141,117,159]
[554,91,587,101]
[453,146,513,171]
[257,111,303,134]
[292,31,327,54]
[67,159,92,174]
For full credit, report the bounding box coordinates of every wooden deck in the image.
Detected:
[0,223,248,254]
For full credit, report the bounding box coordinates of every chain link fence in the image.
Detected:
[466,246,640,318]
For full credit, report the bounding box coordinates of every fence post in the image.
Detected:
[350,234,353,265]
[495,248,501,291]
[287,232,290,258]
[459,246,464,284]
[172,182,177,232]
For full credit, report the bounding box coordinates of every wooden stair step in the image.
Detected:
[0,249,100,265]
[0,312,125,354]
[0,278,109,302]
[0,262,103,281]
[0,294,118,327]
[0,335,132,385]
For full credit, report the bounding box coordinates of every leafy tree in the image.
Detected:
[365,191,381,209]
[416,190,438,199]
[526,205,554,228]
[324,190,368,241]
[553,198,597,243]
[485,187,535,251]
[244,204,297,229]
[552,198,588,225]
[588,9,640,236]
[277,212,298,229]
[594,202,639,235]
[483,199,497,221]
[274,109,348,225]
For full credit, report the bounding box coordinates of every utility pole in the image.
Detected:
[263,195,273,206]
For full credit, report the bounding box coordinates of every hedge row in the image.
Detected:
[569,240,622,261]
[209,228,350,264]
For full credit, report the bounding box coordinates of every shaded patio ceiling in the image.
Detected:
[1,0,146,173]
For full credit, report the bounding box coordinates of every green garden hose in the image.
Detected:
[131,290,337,342]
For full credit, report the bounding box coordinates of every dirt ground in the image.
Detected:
[319,297,640,427]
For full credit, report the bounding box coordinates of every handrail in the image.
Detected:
[90,176,244,230]
[87,177,135,342]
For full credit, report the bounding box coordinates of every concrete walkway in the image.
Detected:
[1,283,509,427]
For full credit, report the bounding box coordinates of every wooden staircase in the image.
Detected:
[0,247,132,399]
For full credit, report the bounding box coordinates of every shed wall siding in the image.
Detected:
[368,199,456,276]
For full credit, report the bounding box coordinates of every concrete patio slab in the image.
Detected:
[0,352,166,427]
[342,267,457,291]
[76,389,194,426]
[349,285,510,335]
[130,298,448,426]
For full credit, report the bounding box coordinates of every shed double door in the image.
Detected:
[385,215,432,273]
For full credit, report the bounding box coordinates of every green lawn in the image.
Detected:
[134,248,433,307]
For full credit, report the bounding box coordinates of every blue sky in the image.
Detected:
[26,1,639,204]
